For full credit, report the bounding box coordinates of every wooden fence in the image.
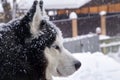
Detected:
[0,11,120,38]
[53,13,120,38]
[57,3,120,15]
[100,36,120,54]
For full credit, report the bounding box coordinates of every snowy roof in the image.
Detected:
[18,0,91,9]
[0,0,91,12]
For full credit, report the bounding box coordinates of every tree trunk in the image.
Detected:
[1,0,12,22]
[12,0,17,19]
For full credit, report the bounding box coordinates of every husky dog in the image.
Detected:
[0,1,81,80]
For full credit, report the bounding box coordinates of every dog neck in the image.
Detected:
[46,69,53,80]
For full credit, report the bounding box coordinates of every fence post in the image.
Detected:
[100,11,107,35]
[69,12,78,37]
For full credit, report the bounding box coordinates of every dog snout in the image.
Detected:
[74,61,81,70]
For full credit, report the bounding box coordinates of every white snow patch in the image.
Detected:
[108,48,120,63]
[100,41,120,48]
[69,12,78,19]
[99,11,107,16]
[96,27,101,34]
[99,35,110,40]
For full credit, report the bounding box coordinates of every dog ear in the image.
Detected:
[39,0,49,20]
[30,0,49,35]
[22,0,38,23]
[39,0,46,16]
[39,0,43,12]
[30,1,43,35]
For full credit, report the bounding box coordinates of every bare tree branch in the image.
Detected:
[1,0,12,22]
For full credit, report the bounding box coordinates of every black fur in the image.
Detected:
[0,1,57,80]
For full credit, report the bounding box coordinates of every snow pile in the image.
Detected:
[99,35,110,40]
[108,48,120,63]
[69,12,78,19]
[53,52,120,80]
[100,41,120,48]
[99,11,107,16]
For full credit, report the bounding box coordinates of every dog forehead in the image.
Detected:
[48,21,62,35]
[40,20,58,34]
[47,21,63,41]
[47,21,63,43]
[40,20,63,46]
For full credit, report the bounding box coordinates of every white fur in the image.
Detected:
[45,27,80,80]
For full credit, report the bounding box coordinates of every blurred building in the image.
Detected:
[0,0,120,37]
[52,0,120,37]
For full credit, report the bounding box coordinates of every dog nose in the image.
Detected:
[74,61,81,70]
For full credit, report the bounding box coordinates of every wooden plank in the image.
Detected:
[75,9,81,14]
[98,5,108,12]
[108,4,115,12]
[80,7,89,14]
[78,3,120,14]
[114,3,120,12]
[72,19,78,37]
[101,15,106,35]
[57,10,66,15]
[89,6,98,13]
[52,3,120,15]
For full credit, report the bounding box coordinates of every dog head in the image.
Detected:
[31,0,81,79]
[44,21,81,79]
[19,1,81,79]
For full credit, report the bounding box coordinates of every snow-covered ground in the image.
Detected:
[108,49,120,63]
[53,52,120,80]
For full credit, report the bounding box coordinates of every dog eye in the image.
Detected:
[52,45,60,50]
